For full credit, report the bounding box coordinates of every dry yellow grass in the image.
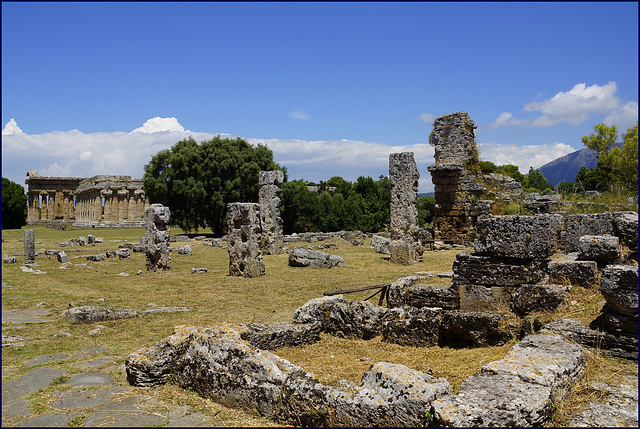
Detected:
[1,225,636,426]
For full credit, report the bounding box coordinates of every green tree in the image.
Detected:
[497,164,528,188]
[2,177,28,229]
[143,136,284,235]
[479,161,498,174]
[526,167,554,192]
[556,181,578,196]
[582,123,618,157]
[417,196,436,227]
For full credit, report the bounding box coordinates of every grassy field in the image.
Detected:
[1,225,637,426]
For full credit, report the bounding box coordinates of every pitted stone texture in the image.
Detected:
[543,318,638,361]
[288,247,345,268]
[599,264,638,317]
[241,321,322,350]
[389,152,419,240]
[457,284,516,312]
[566,380,638,427]
[63,306,138,324]
[473,214,564,259]
[548,253,598,287]
[439,311,521,347]
[144,203,172,271]
[578,235,621,261]
[23,229,35,264]
[86,254,106,262]
[126,324,449,427]
[452,251,548,287]
[510,284,569,316]
[613,211,638,251]
[259,170,285,255]
[227,202,265,277]
[429,112,478,165]
[388,239,418,265]
[381,306,443,347]
[389,281,459,310]
[325,300,389,339]
[387,273,442,308]
[370,234,391,254]
[565,212,616,253]
[292,295,348,326]
[432,333,584,427]
[176,244,192,255]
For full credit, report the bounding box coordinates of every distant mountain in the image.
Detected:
[418,192,435,198]
[538,148,598,187]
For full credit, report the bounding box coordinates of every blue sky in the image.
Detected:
[2,2,638,192]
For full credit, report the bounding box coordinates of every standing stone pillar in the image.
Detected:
[47,191,56,221]
[102,189,112,222]
[62,191,71,220]
[144,204,171,271]
[118,190,128,221]
[24,229,35,264]
[94,192,102,223]
[40,192,49,221]
[128,191,136,221]
[227,202,265,278]
[259,170,285,255]
[388,152,420,265]
[27,192,38,221]
[134,190,145,221]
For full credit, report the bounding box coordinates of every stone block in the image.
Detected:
[473,214,564,259]
[389,152,419,239]
[578,235,621,261]
[3,256,18,263]
[389,240,417,265]
[458,284,516,312]
[144,204,172,271]
[599,265,638,317]
[288,247,345,268]
[227,202,265,278]
[547,254,598,287]
[241,321,322,350]
[325,300,389,339]
[439,311,521,347]
[23,229,35,264]
[613,212,638,251]
[371,234,390,254]
[565,213,615,253]
[292,295,347,326]
[402,284,459,310]
[381,306,443,347]
[259,171,285,255]
[56,251,68,263]
[87,234,95,245]
[85,254,106,262]
[509,284,569,316]
[177,245,192,255]
[116,248,131,259]
[452,251,548,287]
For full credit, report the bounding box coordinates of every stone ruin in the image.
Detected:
[226,202,265,278]
[23,229,35,265]
[427,112,492,242]
[25,171,149,227]
[258,170,285,255]
[144,204,172,272]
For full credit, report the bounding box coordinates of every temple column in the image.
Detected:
[102,189,112,222]
[47,191,56,221]
[94,191,102,223]
[128,191,136,220]
[27,192,37,221]
[62,191,71,220]
[40,192,49,220]
[117,190,128,221]
[134,190,145,220]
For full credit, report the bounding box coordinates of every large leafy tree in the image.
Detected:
[527,167,554,193]
[143,137,283,235]
[2,177,28,229]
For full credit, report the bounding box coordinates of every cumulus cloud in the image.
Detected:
[287,110,311,120]
[490,82,635,129]
[604,101,639,131]
[130,116,186,133]
[2,118,24,135]
[477,142,577,173]
[420,113,435,124]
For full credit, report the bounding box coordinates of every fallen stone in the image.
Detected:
[564,212,616,253]
[578,235,621,261]
[452,251,548,287]
[177,244,192,255]
[241,321,323,350]
[56,251,68,263]
[457,284,516,312]
[566,379,638,427]
[325,300,389,339]
[85,254,106,262]
[371,235,391,254]
[63,306,137,324]
[3,256,17,263]
[288,247,345,268]
[439,311,521,347]
[613,211,638,251]
[599,264,638,316]
[1,334,32,348]
[191,267,208,274]
[389,239,418,265]
[382,306,443,347]
[292,295,348,326]
[510,284,569,316]
[547,253,598,287]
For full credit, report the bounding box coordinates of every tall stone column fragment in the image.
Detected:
[144,204,172,271]
[24,229,35,264]
[389,152,419,240]
[259,170,284,255]
[227,203,265,278]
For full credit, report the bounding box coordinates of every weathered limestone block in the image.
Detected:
[388,239,417,265]
[87,234,95,245]
[613,211,638,251]
[3,256,17,263]
[387,273,439,307]
[578,235,621,261]
[226,203,265,278]
[599,265,638,317]
[547,253,598,287]
[144,204,172,271]
[565,213,616,253]
[473,214,564,259]
[139,306,190,317]
[370,234,390,254]
[389,152,419,240]
[64,306,137,324]
[126,324,450,427]
[457,284,516,312]
[509,284,570,316]
[428,112,477,165]
[176,244,192,255]
[191,267,207,274]
[116,248,131,259]
[85,254,106,262]
[78,236,87,246]
[432,333,584,427]
[23,229,35,264]
[381,306,443,347]
[543,318,638,361]
[259,170,285,255]
[56,251,67,263]
[292,295,348,326]
[566,380,638,427]
[288,247,345,268]
[523,193,563,214]
[452,251,548,287]
[439,311,521,347]
[241,321,323,350]
[394,284,459,310]
[325,300,389,340]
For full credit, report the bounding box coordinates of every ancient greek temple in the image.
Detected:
[25,171,149,227]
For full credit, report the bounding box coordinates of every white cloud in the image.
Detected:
[477,142,577,173]
[287,110,311,120]
[490,82,631,128]
[604,101,639,131]
[420,113,435,124]
[130,116,186,133]
[2,118,24,135]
